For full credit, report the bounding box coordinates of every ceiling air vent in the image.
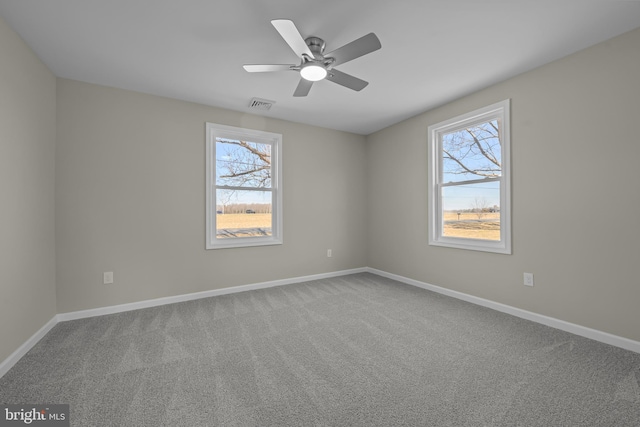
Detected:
[248,97,275,110]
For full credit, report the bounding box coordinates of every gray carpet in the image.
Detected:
[1,273,639,426]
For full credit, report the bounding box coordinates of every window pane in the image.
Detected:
[216,189,272,238]
[442,120,501,183]
[442,182,500,241]
[216,138,272,188]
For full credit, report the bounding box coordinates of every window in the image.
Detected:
[428,100,511,254]
[206,123,282,249]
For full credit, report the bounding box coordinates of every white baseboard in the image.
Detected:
[57,267,368,322]
[367,267,640,354]
[0,316,58,378]
[2,265,638,379]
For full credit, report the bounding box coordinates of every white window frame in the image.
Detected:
[428,99,511,254]
[206,123,283,249]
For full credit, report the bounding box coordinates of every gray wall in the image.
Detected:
[366,27,640,342]
[0,15,57,362]
[55,79,367,313]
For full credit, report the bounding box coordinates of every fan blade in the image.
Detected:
[325,33,381,66]
[243,64,295,72]
[271,19,314,58]
[293,78,313,97]
[326,69,369,91]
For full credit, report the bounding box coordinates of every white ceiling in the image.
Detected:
[1,1,640,135]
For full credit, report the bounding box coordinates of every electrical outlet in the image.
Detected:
[523,272,534,287]
[103,271,114,284]
[327,249,332,258]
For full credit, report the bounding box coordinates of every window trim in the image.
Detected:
[428,99,511,254]
[206,123,283,250]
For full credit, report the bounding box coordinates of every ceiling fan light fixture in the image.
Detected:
[244,20,381,96]
[300,64,327,81]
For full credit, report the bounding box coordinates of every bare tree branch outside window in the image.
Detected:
[216,139,271,188]
[442,120,501,181]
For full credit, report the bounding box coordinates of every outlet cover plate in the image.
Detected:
[103,272,114,284]
[523,272,534,287]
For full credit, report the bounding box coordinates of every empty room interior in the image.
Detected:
[1,1,640,425]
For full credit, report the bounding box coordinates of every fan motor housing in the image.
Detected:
[305,36,326,57]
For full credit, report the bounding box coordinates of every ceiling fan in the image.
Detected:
[243,19,381,97]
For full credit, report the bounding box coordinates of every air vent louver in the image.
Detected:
[248,97,275,110]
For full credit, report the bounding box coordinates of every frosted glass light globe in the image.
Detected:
[300,64,327,81]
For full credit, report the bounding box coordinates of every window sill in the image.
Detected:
[206,236,283,250]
